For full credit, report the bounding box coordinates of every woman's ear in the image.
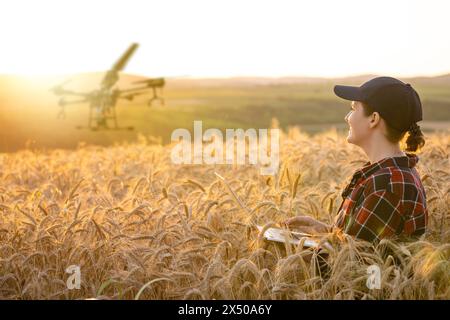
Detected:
[369,111,381,128]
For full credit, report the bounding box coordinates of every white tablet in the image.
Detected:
[256,225,332,251]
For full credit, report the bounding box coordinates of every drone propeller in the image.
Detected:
[112,43,139,72]
[101,43,140,90]
[50,78,72,94]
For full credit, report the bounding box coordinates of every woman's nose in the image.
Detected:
[344,111,351,123]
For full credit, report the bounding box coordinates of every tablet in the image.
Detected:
[256,225,332,250]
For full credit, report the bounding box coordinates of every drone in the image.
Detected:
[51,43,165,130]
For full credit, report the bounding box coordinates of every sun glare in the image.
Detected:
[0,0,449,78]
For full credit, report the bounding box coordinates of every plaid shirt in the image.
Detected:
[334,153,428,243]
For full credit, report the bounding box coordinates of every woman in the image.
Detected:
[285,76,428,243]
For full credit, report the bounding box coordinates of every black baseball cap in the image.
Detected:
[334,76,423,132]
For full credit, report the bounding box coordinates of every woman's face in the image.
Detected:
[344,101,372,146]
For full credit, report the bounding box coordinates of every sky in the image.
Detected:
[1,0,450,78]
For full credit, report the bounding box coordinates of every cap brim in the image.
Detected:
[333,85,364,101]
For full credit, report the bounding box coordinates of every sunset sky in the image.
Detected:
[1,0,450,78]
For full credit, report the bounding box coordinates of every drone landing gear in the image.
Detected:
[148,98,165,107]
[148,87,165,107]
[80,105,134,131]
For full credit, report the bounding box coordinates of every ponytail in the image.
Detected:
[405,123,425,152]
[361,103,425,152]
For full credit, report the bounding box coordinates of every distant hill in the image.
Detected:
[1,72,450,91]
[166,73,450,87]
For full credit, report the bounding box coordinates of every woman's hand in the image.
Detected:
[283,215,331,234]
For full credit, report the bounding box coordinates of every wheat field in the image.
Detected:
[0,126,448,300]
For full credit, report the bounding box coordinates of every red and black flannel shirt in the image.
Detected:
[334,153,428,243]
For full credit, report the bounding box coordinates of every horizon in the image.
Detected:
[2,70,450,82]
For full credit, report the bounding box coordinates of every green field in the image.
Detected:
[0,74,449,151]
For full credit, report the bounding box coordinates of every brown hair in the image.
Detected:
[362,103,425,152]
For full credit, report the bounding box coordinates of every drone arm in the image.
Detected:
[53,89,90,98]
[59,98,88,107]
[115,87,154,101]
[117,85,151,94]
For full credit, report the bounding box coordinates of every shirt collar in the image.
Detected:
[352,153,419,181]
